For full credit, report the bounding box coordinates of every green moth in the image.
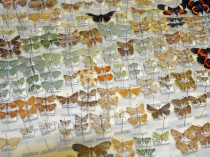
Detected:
[98,22,117,38]
[26,74,40,85]
[11,78,25,87]
[0,81,10,90]
[19,60,45,77]
[129,63,139,69]
[40,33,60,49]
[0,89,9,98]
[153,131,169,142]
[63,56,80,66]
[101,44,116,53]
[28,84,42,94]
[114,63,124,70]
[103,53,119,62]
[16,25,28,31]
[133,137,152,146]
[42,80,63,92]
[43,53,61,67]
[130,69,141,75]
[0,60,18,70]
[79,47,101,57]
[134,37,151,46]
[40,71,61,80]
[116,24,132,36]
[0,67,18,78]
[18,55,43,65]
[21,36,40,53]
[13,88,26,95]
[83,56,97,67]
[113,70,127,78]
[136,148,156,157]
[43,25,57,32]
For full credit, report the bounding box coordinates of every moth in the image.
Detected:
[171,97,189,107]
[77,101,98,107]
[131,7,146,15]
[72,141,111,156]
[28,13,51,22]
[165,31,181,45]
[0,37,21,58]
[153,131,169,142]
[0,137,21,149]
[97,86,118,97]
[35,95,55,105]
[117,40,134,56]
[21,36,41,53]
[114,109,125,118]
[98,96,118,109]
[128,114,148,126]
[135,0,152,6]
[171,128,195,142]
[97,74,113,82]
[106,0,120,6]
[40,71,61,80]
[167,21,185,28]
[0,0,26,9]
[59,129,71,136]
[58,30,81,48]
[43,53,61,67]
[36,103,56,113]
[157,3,187,15]
[174,104,192,117]
[40,33,60,49]
[112,138,134,151]
[61,2,83,10]
[138,79,153,87]
[116,151,135,157]
[89,110,110,122]
[0,110,19,119]
[60,119,71,126]
[74,123,89,131]
[19,105,37,119]
[75,114,89,124]
[147,103,170,119]
[28,0,58,10]
[183,0,210,15]
[0,102,17,110]
[141,84,158,96]
[167,17,184,22]
[136,148,156,156]
[86,11,115,23]
[133,137,152,147]
[191,48,210,69]
[129,17,150,34]
[176,138,198,155]
[91,121,111,134]
[126,103,145,115]
[188,94,207,105]
[201,122,210,134]
[79,89,96,100]
[98,22,117,39]
[56,92,79,105]
[118,87,140,97]
[62,51,79,66]
[94,66,111,74]
[79,28,103,48]
[19,125,34,135]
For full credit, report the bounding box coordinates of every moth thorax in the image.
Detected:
[124,46,129,51]
[181,77,190,83]
[5,44,14,51]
